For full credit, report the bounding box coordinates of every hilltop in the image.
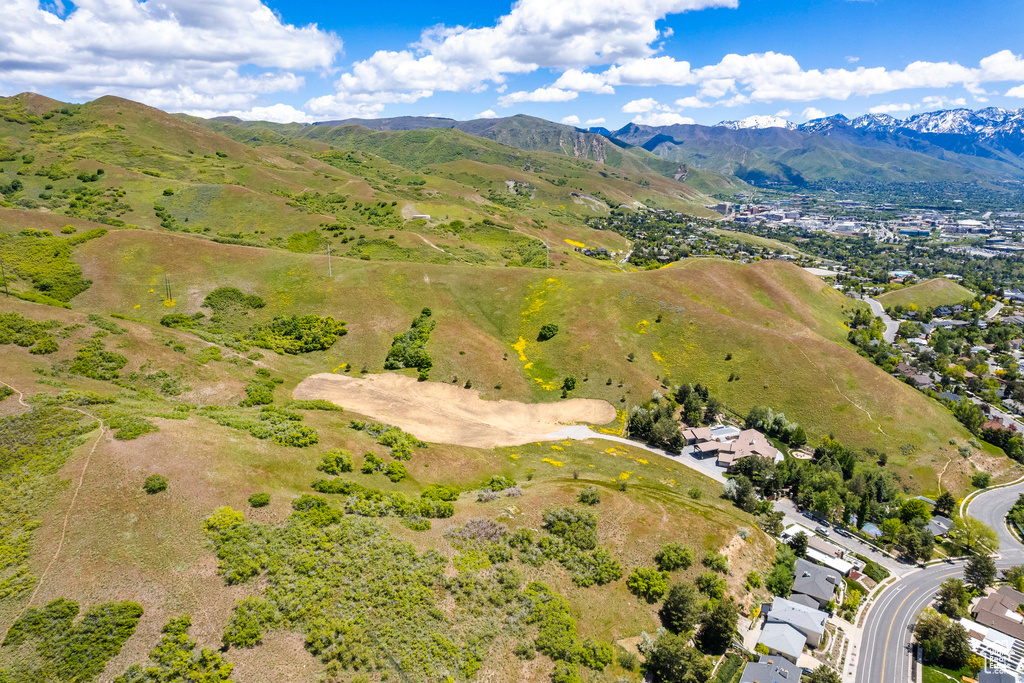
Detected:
[877,278,977,311]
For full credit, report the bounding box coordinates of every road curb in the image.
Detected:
[961,474,1024,517]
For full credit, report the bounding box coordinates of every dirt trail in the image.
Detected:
[796,347,891,438]
[293,372,616,448]
[0,380,105,634]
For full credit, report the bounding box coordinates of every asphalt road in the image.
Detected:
[856,480,1024,683]
[864,296,899,344]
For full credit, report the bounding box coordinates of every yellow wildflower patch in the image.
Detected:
[512,337,528,361]
[550,445,563,451]
[636,320,649,334]
[563,238,586,249]
[542,458,564,467]
[619,471,632,480]
[509,453,519,459]
[652,351,664,363]
[162,299,176,307]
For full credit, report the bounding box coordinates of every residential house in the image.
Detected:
[682,426,712,445]
[791,558,842,609]
[926,515,954,538]
[738,655,801,683]
[704,429,781,469]
[757,597,828,663]
[973,586,1024,641]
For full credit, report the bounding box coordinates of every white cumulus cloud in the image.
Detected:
[561,115,581,125]
[476,109,500,118]
[675,96,710,108]
[802,107,827,120]
[585,117,606,125]
[631,112,694,126]
[0,0,340,116]
[497,87,578,107]
[621,97,661,113]
[868,103,916,114]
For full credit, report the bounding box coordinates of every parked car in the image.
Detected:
[815,525,830,537]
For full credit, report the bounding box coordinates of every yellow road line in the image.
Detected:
[882,587,918,681]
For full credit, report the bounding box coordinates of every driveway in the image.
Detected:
[554,426,727,483]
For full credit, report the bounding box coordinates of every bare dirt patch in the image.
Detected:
[293,372,616,448]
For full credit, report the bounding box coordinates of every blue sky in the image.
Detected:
[3,0,1024,126]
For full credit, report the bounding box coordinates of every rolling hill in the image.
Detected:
[877,278,977,310]
[0,92,1016,683]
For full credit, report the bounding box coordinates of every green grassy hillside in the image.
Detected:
[0,93,724,275]
[877,278,976,310]
[58,227,996,492]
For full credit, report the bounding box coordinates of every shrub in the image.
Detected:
[618,649,638,671]
[247,315,347,354]
[655,542,694,572]
[626,567,670,603]
[222,596,277,648]
[687,487,703,499]
[203,287,265,311]
[316,449,353,475]
[538,323,559,341]
[248,492,270,508]
[972,472,992,488]
[578,486,600,505]
[143,474,168,494]
[384,461,407,482]
[702,551,729,574]
[695,572,726,599]
[4,598,143,681]
[421,484,460,501]
[69,339,127,380]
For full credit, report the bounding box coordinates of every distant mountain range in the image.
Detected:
[304,107,1024,187]
[614,108,1024,185]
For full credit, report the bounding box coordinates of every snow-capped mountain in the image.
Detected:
[716,115,797,130]
[802,107,1024,140]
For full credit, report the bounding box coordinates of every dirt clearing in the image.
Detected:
[293,372,616,448]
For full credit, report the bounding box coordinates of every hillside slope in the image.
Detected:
[877,278,976,310]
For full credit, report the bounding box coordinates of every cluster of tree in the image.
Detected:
[384,308,435,379]
[627,384,723,452]
[745,405,807,448]
[913,609,973,671]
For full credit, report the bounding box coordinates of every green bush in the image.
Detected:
[626,567,670,603]
[3,598,143,681]
[247,314,347,354]
[69,339,127,380]
[384,308,435,373]
[248,492,270,508]
[384,461,407,482]
[222,596,277,648]
[578,486,600,505]
[421,484,460,501]
[284,399,343,411]
[317,449,354,475]
[143,474,168,494]
[655,542,694,571]
[538,323,559,341]
[702,551,729,574]
[203,287,265,311]
[972,472,992,488]
[113,616,233,683]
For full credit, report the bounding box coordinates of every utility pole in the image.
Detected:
[328,243,332,277]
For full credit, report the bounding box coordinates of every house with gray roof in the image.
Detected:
[792,558,842,609]
[758,623,806,663]
[757,597,828,663]
[926,515,953,537]
[739,654,800,682]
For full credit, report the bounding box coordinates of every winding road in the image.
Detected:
[864,295,899,344]
[856,480,1024,683]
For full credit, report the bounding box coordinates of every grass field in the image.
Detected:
[0,302,769,682]
[877,278,976,310]
[55,227,1005,494]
